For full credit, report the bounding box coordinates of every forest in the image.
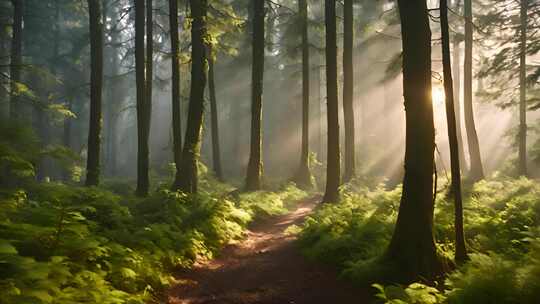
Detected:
[1,0,540,303]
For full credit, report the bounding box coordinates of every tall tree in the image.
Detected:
[245,0,265,191]
[441,0,468,264]
[169,0,183,189]
[293,0,313,189]
[41,0,62,180]
[146,0,153,143]
[0,6,7,118]
[322,0,340,203]
[208,50,223,181]
[452,0,468,174]
[105,3,121,177]
[135,0,150,196]
[85,0,104,186]
[9,0,23,120]
[463,0,484,182]
[342,0,356,182]
[63,77,74,180]
[175,0,207,193]
[0,43,5,117]
[384,0,443,281]
[518,0,528,176]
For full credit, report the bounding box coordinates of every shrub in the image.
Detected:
[0,179,307,303]
[298,177,540,303]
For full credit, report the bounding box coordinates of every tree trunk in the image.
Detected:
[452,0,468,175]
[294,0,313,189]
[315,53,323,162]
[322,0,340,203]
[103,0,112,177]
[0,6,9,118]
[441,0,468,264]
[175,0,207,193]
[169,0,183,189]
[208,53,223,181]
[385,0,443,282]
[135,0,150,196]
[103,0,115,178]
[452,39,468,174]
[463,0,484,182]
[50,0,62,178]
[342,0,355,183]
[9,0,23,120]
[0,23,7,118]
[518,0,528,176]
[63,98,73,180]
[85,0,104,186]
[245,0,265,191]
[107,4,121,177]
[36,0,61,181]
[35,89,48,181]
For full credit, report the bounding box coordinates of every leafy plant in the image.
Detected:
[0,178,307,303]
[373,283,446,304]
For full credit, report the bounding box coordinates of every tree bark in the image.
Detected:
[169,0,183,189]
[107,3,121,177]
[322,0,340,203]
[385,0,443,282]
[463,0,484,182]
[135,0,150,196]
[0,25,7,118]
[175,0,207,193]
[452,39,468,174]
[293,0,313,189]
[85,0,104,187]
[441,0,468,264]
[245,0,265,191]
[518,0,528,176]
[63,97,73,181]
[452,0,468,175]
[316,53,323,162]
[208,52,223,181]
[36,0,61,181]
[103,0,112,177]
[342,0,355,183]
[9,0,23,120]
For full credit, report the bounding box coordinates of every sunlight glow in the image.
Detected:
[432,86,445,106]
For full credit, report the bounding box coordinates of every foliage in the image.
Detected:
[298,177,540,303]
[0,180,307,303]
[299,186,399,268]
[0,120,80,186]
[476,0,540,109]
[373,283,446,304]
[0,120,40,183]
[237,183,307,218]
[444,253,521,304]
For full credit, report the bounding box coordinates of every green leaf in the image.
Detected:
[0,240,18,254]
[120,267,137,279]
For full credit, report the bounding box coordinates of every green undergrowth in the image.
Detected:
[0,180,307,303]
[298,176,540,303]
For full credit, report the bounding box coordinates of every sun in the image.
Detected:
[432,86,446,106]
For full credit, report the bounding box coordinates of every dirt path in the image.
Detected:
[167,196,372,304]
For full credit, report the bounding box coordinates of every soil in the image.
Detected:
[167,196,373,304]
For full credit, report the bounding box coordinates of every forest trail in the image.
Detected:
[167,196,371,304]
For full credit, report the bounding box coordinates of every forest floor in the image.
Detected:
[166,196,372,304]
